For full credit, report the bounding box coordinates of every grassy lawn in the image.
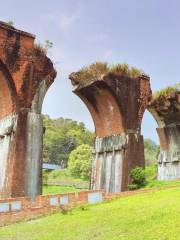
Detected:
[43,169,89,188]
[43,185,85,195]
[145,179,180,188]
[1,187,180,240]
[42,180,180,195]
[42,169,88,195]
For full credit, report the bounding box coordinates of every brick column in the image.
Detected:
[69,69,151,193]
[149,91,180,180]
[0,21,56,199]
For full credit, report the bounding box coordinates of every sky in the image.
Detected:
[1,0,180,143]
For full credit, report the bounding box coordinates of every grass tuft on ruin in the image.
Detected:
[153,83,180,99]
[151,83,180,110]
[70,62,146,86]
[34,43,47,55]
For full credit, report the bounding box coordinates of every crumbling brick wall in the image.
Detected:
[0,21,56,200]
[149,90,180,180]
[69,69,151,193]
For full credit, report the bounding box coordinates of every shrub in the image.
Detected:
[60,206,71,215]
[78,205,89,211]
[130,167,146,188]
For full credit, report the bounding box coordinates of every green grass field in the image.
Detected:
[1,187,180,240]
[43,184,85,195]
[43,169,89,188]
[145,179,180,188]
[42,179,180,195]
[42,169,88,195]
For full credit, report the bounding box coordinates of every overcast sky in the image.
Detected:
[2,0,180,143]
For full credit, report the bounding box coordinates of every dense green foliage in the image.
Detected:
[129,167,146,190]
[43,116,94,166]
[68,144,92,179]
[144,139,159,166]
[129,164,159,190]
[2,187,180,240]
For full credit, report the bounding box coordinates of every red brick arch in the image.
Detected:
[76,82,125,138]
[147,92,180,180]
[0,59,18,119]
[70,73,151,193]
[0,22,56,200]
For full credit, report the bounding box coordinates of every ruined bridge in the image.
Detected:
[149,90,180,180]
[0,22,56,200]
[0,22,179,200]
[69,68,152,192]
[69,65,180,192]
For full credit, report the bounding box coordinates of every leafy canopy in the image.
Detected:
[43,116,94,166]
[68,144,92,180]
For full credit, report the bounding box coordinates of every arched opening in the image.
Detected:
[24,76,56,199]
[75,82,125,137]
[73,82,126,193]
[141,109,160,185]
[41,77,96,195]
[0,60,17,119]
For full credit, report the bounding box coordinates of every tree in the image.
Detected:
[68,144,92,179]
[43,116,94,166]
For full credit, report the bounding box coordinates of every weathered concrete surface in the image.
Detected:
[92,134,125,193]
[0,21,56,199]
[0,113,18,194]
[149,90,180,180]
[25,112,43,200]
[69,70,151,193]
